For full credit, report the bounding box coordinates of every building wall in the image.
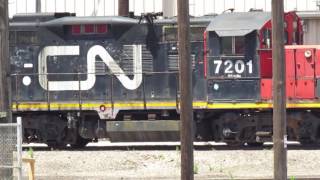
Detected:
[301,18,320,44]
[9,0,320,17]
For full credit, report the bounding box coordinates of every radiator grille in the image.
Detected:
[95,45,153,74]
[168,54,196,71]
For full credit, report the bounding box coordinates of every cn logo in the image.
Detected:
[38,45,142,91]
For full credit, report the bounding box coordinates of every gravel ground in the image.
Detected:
[19,146,320,180]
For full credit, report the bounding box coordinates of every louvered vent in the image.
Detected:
[95,59,107,74]
[141,46,153,72]
[168,54,196,71]
[95,45,153,74]
[122,45,153,73]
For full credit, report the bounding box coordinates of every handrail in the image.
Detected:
[46,75,50,111]
[175,73,180,112]
[78,73,82,112]
[142,74,146,109]
[207,55,245,59]
[15,75,19,111]
[110,75,114,115]
[10,72,180,112]
[10,71,179,76]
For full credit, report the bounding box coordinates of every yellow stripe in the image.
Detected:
[207,103,272,109]
[11,101,320,110]
[207,102,320,109]
[12,102,178,110]
[287,103,320,108]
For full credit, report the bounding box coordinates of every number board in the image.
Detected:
[208,56,258,78]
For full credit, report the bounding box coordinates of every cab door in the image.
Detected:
[294,48,315,99]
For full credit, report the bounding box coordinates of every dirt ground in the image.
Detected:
[19,144,320,180]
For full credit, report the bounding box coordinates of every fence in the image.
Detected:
[0,117,23,180]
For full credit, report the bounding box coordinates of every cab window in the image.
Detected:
[262,29,272,48]
[221,37,232,55]
[221,36,245,55]
[235,36,245,54]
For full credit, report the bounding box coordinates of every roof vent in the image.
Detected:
[54,12,76,18]
[222,8,235,14]
[249,8,263,12]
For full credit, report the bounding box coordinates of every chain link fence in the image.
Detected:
[0,117,22,180]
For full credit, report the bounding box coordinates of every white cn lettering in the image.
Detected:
[38,45,143,91]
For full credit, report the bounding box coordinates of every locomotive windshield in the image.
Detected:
[221,36,245,55]
[207,31,258,78]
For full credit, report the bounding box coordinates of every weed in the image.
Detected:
[209,165,214,172]
[219,164,223,173]
[158,154,165,160]
[193,163,199,174]
[28,147,34,158]
[227,171,234,180]
[290,176,296,180]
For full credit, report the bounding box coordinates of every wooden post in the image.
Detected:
[118,0,129,16]
[0,0,11,124]
[272,0,287,179]
[0,0,12,178]
[23,158,35,180]
[177,0,194,179]
[0,0,9,119]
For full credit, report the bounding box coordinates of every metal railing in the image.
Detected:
[11,71,180,111]
[0,117,23,180]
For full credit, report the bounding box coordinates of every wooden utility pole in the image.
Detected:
[0,0,10,121]
[177,0,194,179]
[272,0,287,179]
[36,0,41,13]
[0,0,12,178]
[118,0,129,16]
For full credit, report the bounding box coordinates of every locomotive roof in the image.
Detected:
[10,15,139,27]
[42,16,139,26]
[10,14,213,27]
[154,15,215,25]
[206,12,271,36]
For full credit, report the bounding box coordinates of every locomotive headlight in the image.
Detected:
[305,50,312,58]
[22,76,32,86]
[213,83,219,91]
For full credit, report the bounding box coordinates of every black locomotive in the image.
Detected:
[10,11,320,148]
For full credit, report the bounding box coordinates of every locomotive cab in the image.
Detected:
[204,11,303,102]
[205,12,265,102]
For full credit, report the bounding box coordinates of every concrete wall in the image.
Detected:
[297,12,320,44]
[303,19,320,44]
